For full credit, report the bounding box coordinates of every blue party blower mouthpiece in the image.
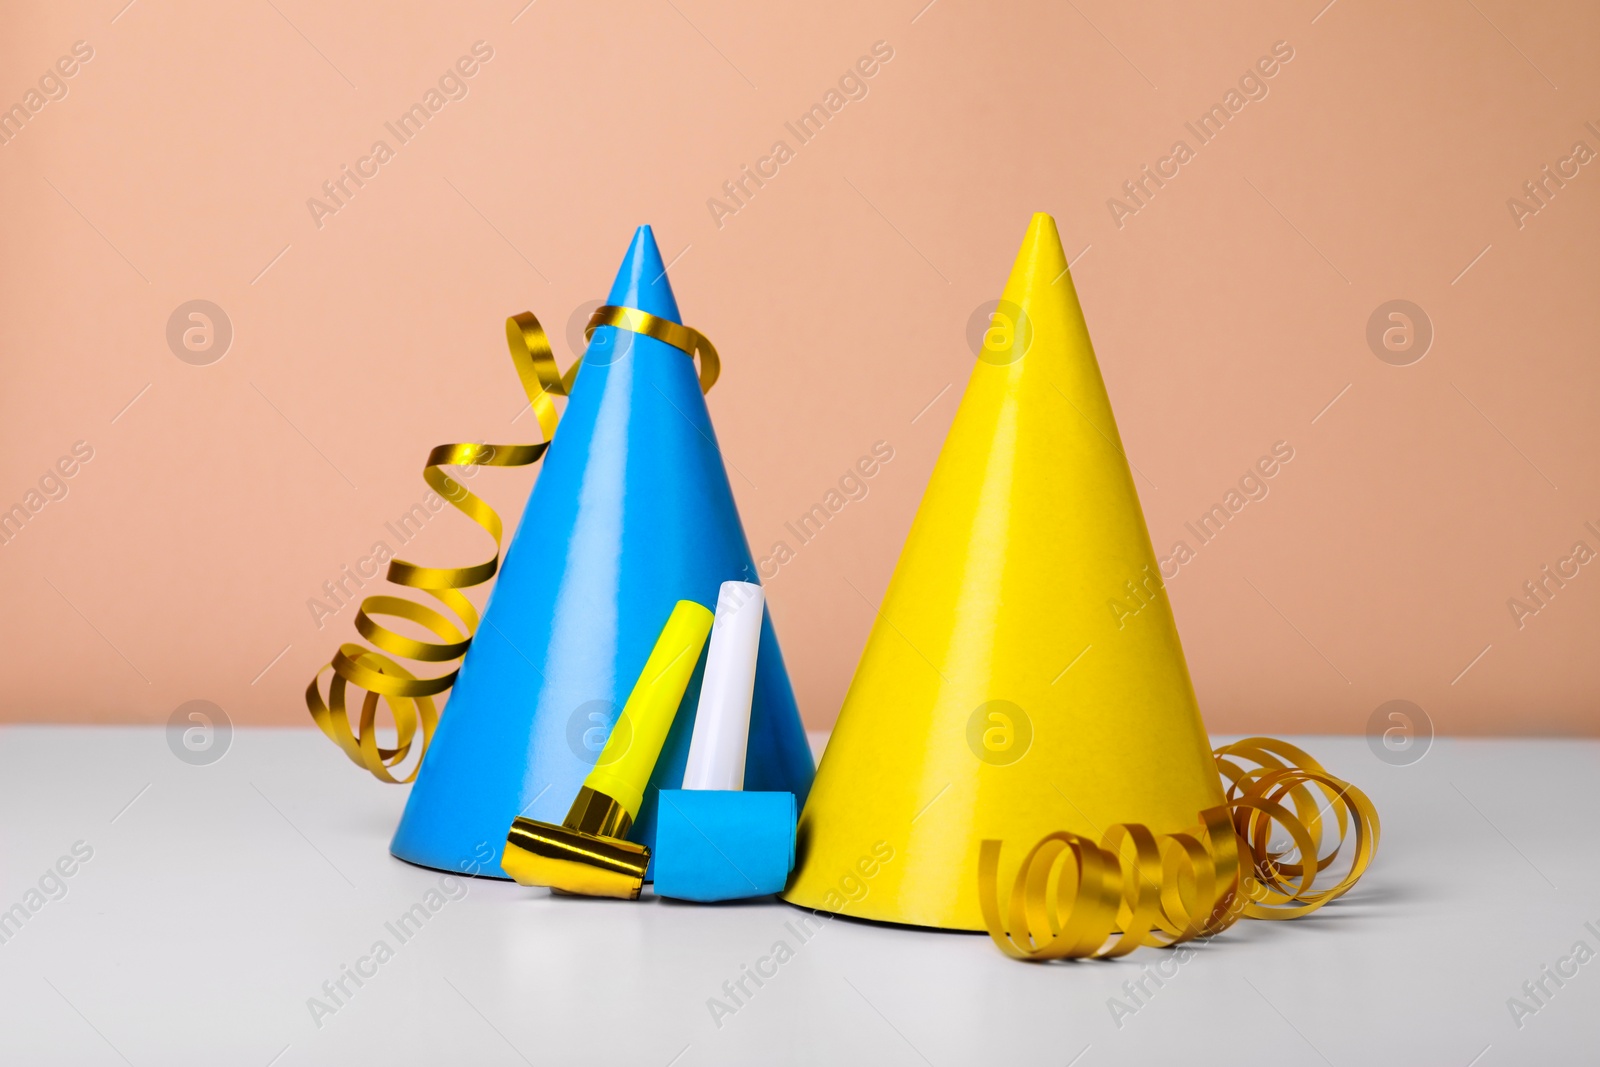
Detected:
[654,581,798,902]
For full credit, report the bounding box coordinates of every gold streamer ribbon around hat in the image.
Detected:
[978,737,1380,960]
[306,305,720,783]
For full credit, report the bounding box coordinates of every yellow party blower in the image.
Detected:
[503,600,713,899]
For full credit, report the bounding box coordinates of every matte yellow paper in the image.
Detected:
[784,214,1226,931]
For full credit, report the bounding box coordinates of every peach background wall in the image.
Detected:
[0,0,1595,736]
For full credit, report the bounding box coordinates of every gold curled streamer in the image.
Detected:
[978,737,1379,961]
[306,304,718,782]
[589,304,720,392]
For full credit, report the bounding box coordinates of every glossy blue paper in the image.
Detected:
[653,790,797,902]
[390,227,815,879]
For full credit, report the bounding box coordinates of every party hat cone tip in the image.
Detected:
[1009,212,1070,294]
[607,224,681,322]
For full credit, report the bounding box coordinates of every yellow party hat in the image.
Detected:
[783,213,1225,931]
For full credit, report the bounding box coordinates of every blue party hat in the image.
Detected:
[389,227,815,878]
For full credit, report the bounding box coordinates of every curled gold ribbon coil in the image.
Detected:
[307,304,717,782]
[978,738,1379,961]
[1215,736,1381,920]
[588,305,719,392]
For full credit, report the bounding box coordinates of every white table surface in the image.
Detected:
[0,726,1595,1066]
